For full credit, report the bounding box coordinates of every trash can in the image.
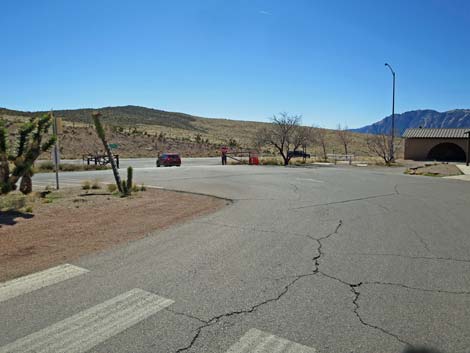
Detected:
[249,156,259,165]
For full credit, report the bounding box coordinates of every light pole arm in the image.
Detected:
[385,63,395,76]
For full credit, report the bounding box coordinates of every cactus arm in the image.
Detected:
[92,112,123,194]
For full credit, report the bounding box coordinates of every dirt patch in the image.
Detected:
[405,163,463,177]
[0,188,227,281]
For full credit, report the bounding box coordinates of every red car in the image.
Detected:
[156,153,181,167]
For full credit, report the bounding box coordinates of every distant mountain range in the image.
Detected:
[352,109,470,136]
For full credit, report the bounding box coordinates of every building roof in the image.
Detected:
[403,128,470,139]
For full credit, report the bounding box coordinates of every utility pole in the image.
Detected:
[466,130,470,166]
[51,110,60,190]
[385,63,396,162]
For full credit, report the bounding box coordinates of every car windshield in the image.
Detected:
[2,2,468,353]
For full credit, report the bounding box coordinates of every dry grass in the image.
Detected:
[2,112,403,159]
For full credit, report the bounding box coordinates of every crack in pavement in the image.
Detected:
[328,251,470,264]
[173,220,346,352]
[289,182,302,201]
[305,220,413,348]
[165,308,210,325]
[309,220,343,273]
[291,183,401,211]
[290,193,397,210]
[363,280,470,295]
[319,272,413,348]
[394,184,400,195]
[350,282,412,347]
[174,273,314,352]
[408,227,433,255]
[175,214,436,352]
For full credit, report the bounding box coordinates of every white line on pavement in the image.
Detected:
[296,178,324,183]
[0,264,89,303]
[0,288,174,353]
[225,328,316,353]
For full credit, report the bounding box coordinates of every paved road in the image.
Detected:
[48,157,221,169]
[2,162,470,353]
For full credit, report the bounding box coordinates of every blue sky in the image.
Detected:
[1,0,469,128]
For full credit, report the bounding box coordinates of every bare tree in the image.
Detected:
[256,113,308,165]
[366,129,400,166]
[366,130,401,166]
[313,127,328,161]
[336,124,352,155]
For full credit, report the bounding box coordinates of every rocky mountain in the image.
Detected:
[352,109,470,136]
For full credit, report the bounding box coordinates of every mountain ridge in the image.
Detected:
[0,105,260,132]
[352,109,470,135]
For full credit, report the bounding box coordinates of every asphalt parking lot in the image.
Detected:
[2,159,470,353]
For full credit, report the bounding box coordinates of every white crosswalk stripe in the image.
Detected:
[225,328,316,353]
[0,288,174,353]
[0,264,89,303]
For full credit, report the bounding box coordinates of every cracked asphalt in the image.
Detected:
[2,160,470,352]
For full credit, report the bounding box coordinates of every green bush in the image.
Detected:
[0,194,26,211]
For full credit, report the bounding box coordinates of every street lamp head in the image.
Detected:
[384,63,395,75]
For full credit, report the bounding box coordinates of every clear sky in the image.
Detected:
[2,0,470,128]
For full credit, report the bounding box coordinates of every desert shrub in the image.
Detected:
[139,183,146,191]
[260,157,283,166]
[131,184,140,193]
[91,180,101,189]
[36,161,55,171]
[0,193,26,211]
[106,184,118,193]
[60,163,83,172]
[35,162,110,173]
[81,180,91,190]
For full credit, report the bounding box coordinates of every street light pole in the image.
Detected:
[385,63,396,162]
[465,130,470,166]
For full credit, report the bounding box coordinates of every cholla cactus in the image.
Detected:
[119,167,134,196]
[126,166,133,192]
[0,114,55,195]
[121,179,129,196]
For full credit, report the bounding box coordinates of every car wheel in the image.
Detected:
[156,162,160,167]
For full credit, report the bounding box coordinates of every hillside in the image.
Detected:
[1,105,376,159]
[2,106,221,131]
[352,109,470,136]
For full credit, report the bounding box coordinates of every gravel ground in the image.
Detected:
[405,163,463,176]
[0,188,227,281]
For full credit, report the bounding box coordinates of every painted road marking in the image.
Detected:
[296,178,324,183]
[225,328,316,353]
[0,288,174,353]
[0,264,89,303]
